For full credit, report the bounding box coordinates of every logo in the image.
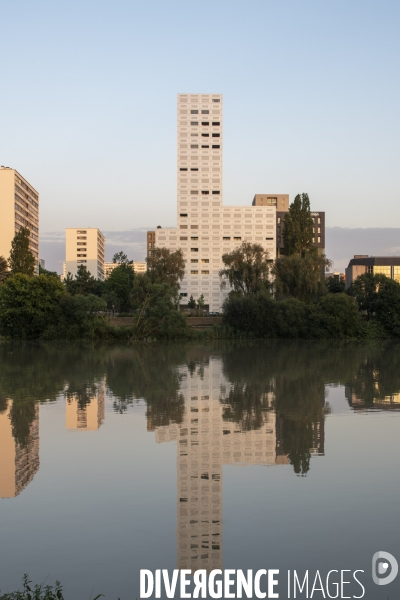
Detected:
[372,551,398,586]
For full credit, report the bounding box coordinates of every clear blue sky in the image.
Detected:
[1,0,399,233]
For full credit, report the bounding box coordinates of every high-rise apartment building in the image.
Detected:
[65,228,105,280]
[153,94,277,312]
[0,167,39,264]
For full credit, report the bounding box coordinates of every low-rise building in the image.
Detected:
[345,255,400,288]
[65,228,105,280]
[104,261,146,279]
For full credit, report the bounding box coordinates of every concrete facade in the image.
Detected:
[154,94,276,312]
[104,261,146,279]
[345,256,400,288]
[65,228,105,280]
[0,167,39,265]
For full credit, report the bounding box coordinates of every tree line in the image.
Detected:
[1,193,400,339]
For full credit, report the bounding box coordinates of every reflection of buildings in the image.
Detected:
[152,361,289,572]
[66,383,105,431]
[345,386,400,411]
[0,400,40,498]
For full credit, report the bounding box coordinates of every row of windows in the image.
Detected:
[189,191,220,195]
[187,122,220,127]
[15,189,38,211]
[189,145,220,149]
[15,179,39,202]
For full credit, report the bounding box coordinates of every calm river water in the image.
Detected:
[0,341,400,599]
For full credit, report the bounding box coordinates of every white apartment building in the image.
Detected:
[65,228,105,280]
[0,167,39,265]
[104,261,146,279]
[154,94,276,312]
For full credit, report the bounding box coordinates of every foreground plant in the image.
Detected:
[0,574,103,600]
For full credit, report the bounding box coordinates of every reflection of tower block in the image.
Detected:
[152,362,281,572]
[0,400,40,498]
[310,419,325,456]
[66,382,105,431]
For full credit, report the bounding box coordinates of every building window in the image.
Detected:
[265,237,273,241]
[180,293,188,297]
[212,145,220,149]
[180,168,188,171]
[201,191,209,195]
[318,218,321,224]
[201,110,209,114]
[212,133,220,137]
[77,230,87,234]
[318,236,321,243]
[223,237,231,241]
[191,259,198,263]
[191,270,199,274]
[277,217,281,224]
[191,237,198,240]
[191,168,198,171]
[180,213,188,217]
[212,122,220,126]
[190,121,198,126]
[201,122,209,126]
[201,133,209,137]
[190,191,198,194]
[191,110,198,114]
[201,145,209,148]
[191,145,198,149]
[191,248,199,252]
[212,191,220,195]
[201,270,209,274]
[212,99,220,103]
[180,236,188,240]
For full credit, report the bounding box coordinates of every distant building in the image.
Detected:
[276,210,325,257]
[39,259,45,270]
[345,256,400,288]
[147,231,156,259]
[0,400,40,498]
[65,228,105,280]
[326,271,345,280]
[104,261,146,279]
[0,166,39,266]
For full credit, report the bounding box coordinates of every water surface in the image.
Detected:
[0,341,399,599]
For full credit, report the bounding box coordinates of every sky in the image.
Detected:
[1,0,399,269]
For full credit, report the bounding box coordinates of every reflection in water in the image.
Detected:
[151,357,325,571]
[0,341,400,513]
[0,400,39,498]
[66,381,105,431]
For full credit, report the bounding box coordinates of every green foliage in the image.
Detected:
[39,264,59,278]
[219,241,271,295]
[104,263,135,311]
[273,254,331,302]
[8,227,36,276]
[0,274,65,338]
[348,273,400,337]
[43,294,106,340]
[0,255,9,283]
[112,251,132,265]
[223,292,361,339]
[132,278,189,339]
[64,265,104,296]
[282,193,315,257]
[325,275,345,293]
[187,294,196,309]
[146,247,185,286]
[0,574,104,599]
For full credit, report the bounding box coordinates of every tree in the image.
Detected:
[112,251,132,265]
[187,295,196,309]
[282,193,315,257]
[0,256,8,283]
[0,273,66,338]
[8,227,36,276]
[219,241,271,295]
[326,274,345,293]
[197,294,205,314]
[39,264,60,278]
[272,254,331,302]
[64,265,103,296]
[348,273,400,336]
[104,263,135,312]
[146,247,185,287]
